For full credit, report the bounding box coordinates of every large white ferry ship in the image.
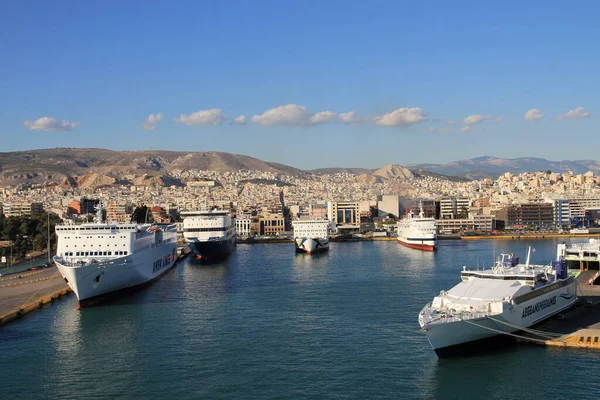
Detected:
[397,206,437,251]
[292,219,331,254]
[418,248,577,357]
[53,208,177,308]
[181,209,236,261]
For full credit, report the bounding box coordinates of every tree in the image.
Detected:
[131,205,149,223]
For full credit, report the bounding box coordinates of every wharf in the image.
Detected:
[461,233,600,241]
[0,266,71,326]
[517,272,600,349]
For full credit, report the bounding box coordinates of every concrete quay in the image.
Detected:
[0,266,71,326]
[460,233,600,241]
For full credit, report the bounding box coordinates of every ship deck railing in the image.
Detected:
[54,257,124,267]
[420,304,491,325]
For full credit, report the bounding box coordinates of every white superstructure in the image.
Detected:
[419,248,577,357]
[292,219,331,254]
[558,238,600,264]
[397,206,437,251]
[53,208,177,307]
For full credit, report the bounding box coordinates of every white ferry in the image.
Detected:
[397,205,437,251]
[292,219,331,254]
[181,209,236,261]
[418,248,577,357]
[558,238,600,263]
[53,207,177,308]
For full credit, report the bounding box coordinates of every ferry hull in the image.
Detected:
[398,239,436,251]
[187,235,236,261]
[421,281,577,357]
[54,242,177,308]
[294,237,329,254]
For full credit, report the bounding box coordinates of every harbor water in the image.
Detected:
[1,239,599,399]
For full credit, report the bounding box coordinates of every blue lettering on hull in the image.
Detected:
[521,295,557,318]
[152,253,173,273]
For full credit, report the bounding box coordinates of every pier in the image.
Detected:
[0,265,71,326]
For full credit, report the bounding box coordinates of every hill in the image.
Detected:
[0,148,306,187]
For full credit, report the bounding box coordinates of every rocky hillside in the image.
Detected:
[0,148,306,188]
[0,148,471,189]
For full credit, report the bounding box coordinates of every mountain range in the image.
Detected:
[406,156,600,180]
[0,149,598,188]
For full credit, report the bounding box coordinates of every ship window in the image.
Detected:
[85,252,89,256]
[103,252,107,256]
[108,252,112,256]
[76,252,80,256]
[124,251,128,255]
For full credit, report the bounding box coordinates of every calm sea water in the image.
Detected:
[1,239,599,399]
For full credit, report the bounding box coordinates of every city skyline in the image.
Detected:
[2,1,599,169]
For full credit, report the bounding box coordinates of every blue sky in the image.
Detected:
[1,1,598,169]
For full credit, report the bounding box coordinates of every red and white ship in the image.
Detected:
[397,205,437,251]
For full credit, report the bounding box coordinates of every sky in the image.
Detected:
[1,1,598,169]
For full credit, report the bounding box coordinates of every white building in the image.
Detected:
[236,215,252,236]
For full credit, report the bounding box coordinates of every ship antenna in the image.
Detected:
[525,246,531,268]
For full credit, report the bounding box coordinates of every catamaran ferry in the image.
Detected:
[397,205,437,251]
[292,219,331,254]
[53,207,177,308]
[181,209,236,261]
[418,248,577,357]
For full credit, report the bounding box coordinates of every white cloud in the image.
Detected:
[439,126,452,134]
[489,117,504,123]
[142,112,164,131]
[24,117,78,131]
[174,108,227,126]
[252,104,347,126]
[231,115,247,125]
[445,120,457,125]
[555,106,591,121]
[524,108,544,121]
[463,115,490,125]
[252,104,312,126]
[339,111,364,124]
[460,125,484,133]
[374,107,428,127]
[309,111,338,125]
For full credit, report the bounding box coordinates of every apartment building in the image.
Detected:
[439,196,470,219]
[2,201,44,217]
[506,203,554,228]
